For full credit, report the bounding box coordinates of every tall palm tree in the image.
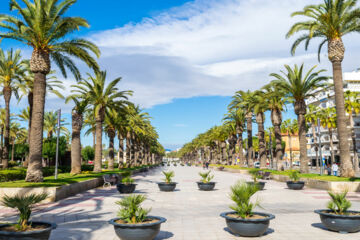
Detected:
[271,64,328,173]
[281,119,299,169]
[344,90,360,171]
[305,104,321,171]
[0,49,25,168]
[263,84,286,170]
[83,110,96,150]
[72,71,131,172]
[0,0,100,182]
[65,93,88,174]
[104,109,119,170]
[287,0,360,177]
[43,111,68,138]
[319,107,337,164]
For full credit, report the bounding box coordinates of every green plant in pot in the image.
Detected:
[220,181,275,237]
[286,170,305,190]
[197,171,216,191]
[158,171,177,191]
[315,190,360,233]
[109,195,166,240]
[0,193,56,240]
[247,169,265,190]
[117,171,136,194]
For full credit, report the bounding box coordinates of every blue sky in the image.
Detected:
[1,0,360,150]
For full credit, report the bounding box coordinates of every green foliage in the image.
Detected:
[42,136,67,161]
[327,190,352,215]
[229,181,260,219]
[289,170,300,182]
[199,171,214,183]
[116,195,151,224]
[81,146,95,162]
[162,171,174,184]
[121,171,134,184]
[0,169,27,182]
[1,193,48,231]
[249,169,262,183]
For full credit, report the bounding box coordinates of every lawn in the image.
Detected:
[0,166,149,188]
[210,164,360,182]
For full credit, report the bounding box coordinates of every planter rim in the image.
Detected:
[246,181,265,184]
[196,181,216,184]
[157,182,177,185]
[314,209,360,218]
[0,221,56,236]
[109,216,166,227]
[117,183,137,186]
[286,181,305,184]
[220,211,275,222]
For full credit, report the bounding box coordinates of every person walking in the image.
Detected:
[332,163,338,177]
[327,164,332,176]
[205,161,209,169]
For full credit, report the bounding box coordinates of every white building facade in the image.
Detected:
[305,71,360,166]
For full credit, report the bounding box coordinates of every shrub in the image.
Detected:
[289,170,300,182]
[199,171,214,183]
[162,171,174,184]
[248,169,262,183]
[116,195,151,224]
[0,169,27,182]
[327,190,352,215]
[81,165,94,172]
[121,171,134,185]
[8,160,20,168]
[229,181,260,219]
[81,146,94,162]
[1,192,48,231]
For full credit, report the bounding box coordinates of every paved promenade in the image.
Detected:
[1,166,360,239]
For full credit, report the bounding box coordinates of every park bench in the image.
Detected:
[103,174,118,188]
[262,172,271,180]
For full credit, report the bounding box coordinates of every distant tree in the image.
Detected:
[42,137,67,166]
[82,146,95,163]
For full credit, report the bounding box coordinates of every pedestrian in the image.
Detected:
[327,164,331,176]
[205,161,209,169]
[332,163,338,176]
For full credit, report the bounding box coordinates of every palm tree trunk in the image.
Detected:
[247,113,254,167]
[288,132,293,170]
[118,133,124,168]
[274,124,282,171]
[11,139,15,162]
[256,113,266,168]
[329,128,335,164]
[26,68,48,182]
[93,109,104,173]
[312,123,319,172]
[0,127,3,164]
[108,129,115,171]
[70,111,83,174]
[23,92,33,167]
[2,86,11,169]
[126,132,131,166]
[329,40,354,177]
[298,113,309,173]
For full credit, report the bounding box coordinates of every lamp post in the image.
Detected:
[54,109,61,180]
[317,117,323,175]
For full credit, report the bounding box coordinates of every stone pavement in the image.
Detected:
[1,166,360,240]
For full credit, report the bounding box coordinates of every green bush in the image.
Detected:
[229,181,260,219]
[327,190,352,215]
[116,195,151,224]
[248,169,262,183]
[82,146,95,162]
[121,171,134,184]
[199,171,214,183]
[8,160,20,168]
[289,170,300,182]
[0,169,27,182]
[81,165,94,171]
[162,171,174,184]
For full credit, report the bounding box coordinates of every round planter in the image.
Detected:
[197,182,216,191]
[314,210,360,233]
[217,167,224,171]
[286,181,305,190]
[158,182,177,192]
[0,221,56,240]
[220,211,275,237]
[117,183,137,194]
[246,181,265,190]
[109,216,166,240]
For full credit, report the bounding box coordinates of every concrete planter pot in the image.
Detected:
[217,167,225,171]
[314,210,360,233]
[246,181,265,190]
[0,221,56,240]
[197,182,216,191]
[158,182,177,192]
[117,184,137,194]
[220,211,275,237]
[109,216,166,240]
[286,181,305,190]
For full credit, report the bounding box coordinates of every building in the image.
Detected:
[281,133,300,163]
[305,71,360,165]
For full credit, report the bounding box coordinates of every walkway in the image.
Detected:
[1,166,360,239]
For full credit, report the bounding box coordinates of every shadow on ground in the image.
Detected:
[223,227,274,237]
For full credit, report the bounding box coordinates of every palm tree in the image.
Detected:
[287,0,360,177]
[344,90,360,171]
[104,109,119,170]
[43,111,69,138]
[281,119,298,169]
[65,93,88,174]
[83,110,96,150]
[262,84,286,170]
[319,108,337,164]
[0,108,5,160]
[0,49,25,168]
[271,64,328,173]
[72,71,131,172]
[305,104,321,171]
[0,0,100,182]
[9,122,26,162]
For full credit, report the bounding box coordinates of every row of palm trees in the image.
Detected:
[0,0,164,182]
[179,0,360,178]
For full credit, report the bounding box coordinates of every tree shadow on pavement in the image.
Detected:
[154,231,174,239]
[223,227,274,237]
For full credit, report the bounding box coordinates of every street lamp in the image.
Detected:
[54,109,61,180]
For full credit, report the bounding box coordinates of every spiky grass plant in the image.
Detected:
[116,195,151,224]
[162,171,174,184]
[121,171,134,185]
[1,193,48,231]
[229,181,260,219]
[199,171,214,183]
[327,190,352,215]
[248,169,262,183]
[289,170,300,182]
